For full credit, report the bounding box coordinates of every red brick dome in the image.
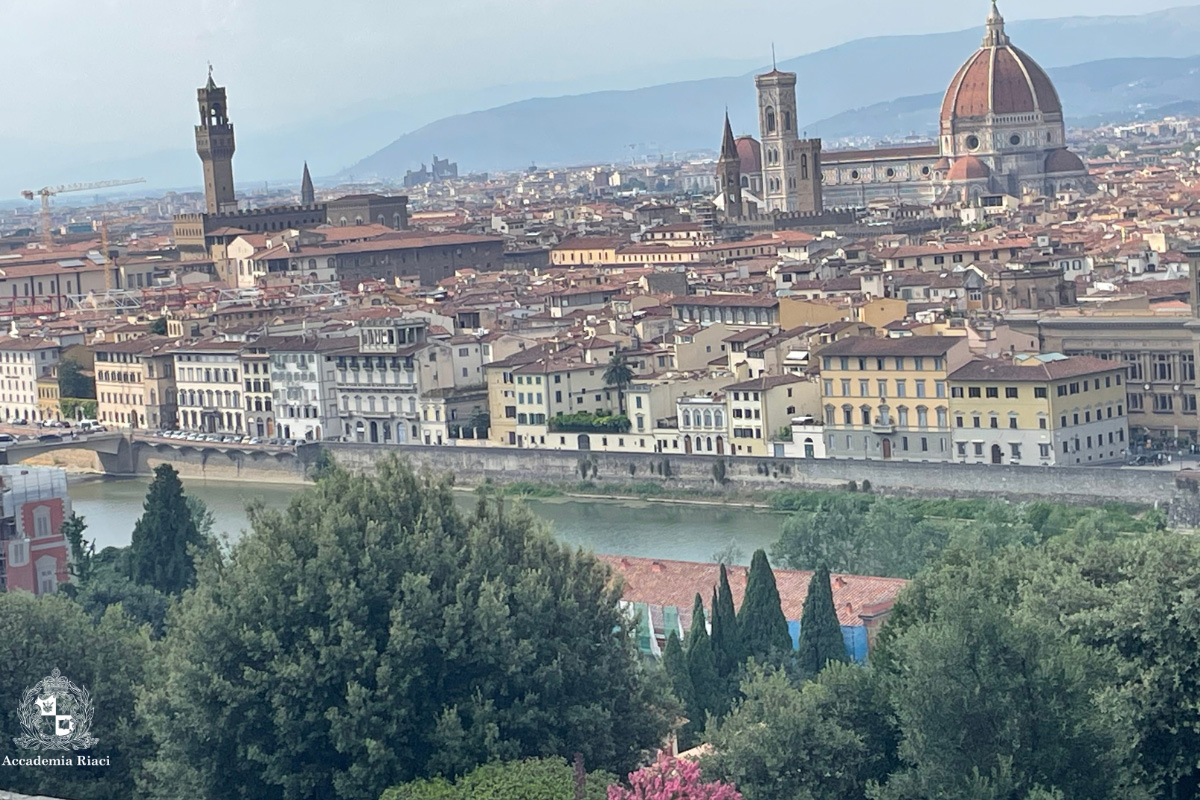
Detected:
[736,136,762,175]
[1045,148,1086,174]
[947,155,991,182]
[941,2,1062,123]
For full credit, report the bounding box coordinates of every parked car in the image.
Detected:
[248,437,262,445]
[11,418,28,426]
[37,433,62,443]
[0,433,15,444]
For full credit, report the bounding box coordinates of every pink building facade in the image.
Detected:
[0,467,71,595]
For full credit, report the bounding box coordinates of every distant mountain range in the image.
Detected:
[345,6,1200,178]
[813,55,1200,142]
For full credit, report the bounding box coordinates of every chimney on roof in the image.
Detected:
[651,560,664,573]
[833,575,847,589]
[620,557,631,568]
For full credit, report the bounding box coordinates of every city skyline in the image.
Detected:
[2,0,1199,198]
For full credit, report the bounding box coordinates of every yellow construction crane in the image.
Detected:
[98,216,139,293]
[20,178,146,247]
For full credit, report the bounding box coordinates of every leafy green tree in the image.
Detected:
[663,630,695,746]
[0,593,151,800]
[58,356,95,399]
[873,568,1144,800]
[737,550,792,666]
[704,664,897,800]
[795,566,848,680]
[685,594,720,740]
[710,565,743,685]
[129,463,206,595]
[62,397,99,421]
[603,354,635,415]
[138,458,670,800]
[74,564,170,636]
[62,511,94,584]
[1024,534,1200,799]
[381,757,617,800]
[774,497,946,579]
[774,495,860,573]
[149,316,169,335]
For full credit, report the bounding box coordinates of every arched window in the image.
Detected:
[783,110,792,132]
[703,410,713,427]
[682,409,691,426]
[714,410,724,427]
[801,153,809,180]
[766,107,776,133]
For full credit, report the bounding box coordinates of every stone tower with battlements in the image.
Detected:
[195,68,238,214]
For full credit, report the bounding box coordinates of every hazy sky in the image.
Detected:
[2,0,1195,149]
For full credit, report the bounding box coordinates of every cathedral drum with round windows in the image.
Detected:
[936,1,1088,194]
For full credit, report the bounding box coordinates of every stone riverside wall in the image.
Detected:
[325,443,1180,508]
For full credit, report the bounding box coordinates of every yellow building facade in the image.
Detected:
[948,353,1128,466]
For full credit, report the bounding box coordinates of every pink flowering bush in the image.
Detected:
[608,753,741,800]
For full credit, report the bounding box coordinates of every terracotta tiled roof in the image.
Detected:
[949,354,1122,382]
[598,555,907,628]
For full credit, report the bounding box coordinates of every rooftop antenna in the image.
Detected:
[771,44,777,70]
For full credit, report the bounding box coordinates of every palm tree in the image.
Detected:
[603,354,636,416]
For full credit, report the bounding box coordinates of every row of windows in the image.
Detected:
[100,391,145,407]
[98,370,140,384]
[822,355,945,373]
[178,389,241,409]
[825,404,946,428]
[681,409,725,428]
[953,403,1125,429]
[179,367,239,384]
[824,378,946,399]
[1128,393,1199,414]
[828,434,942,454]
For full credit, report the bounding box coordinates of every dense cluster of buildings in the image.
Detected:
[0,2,1198,472]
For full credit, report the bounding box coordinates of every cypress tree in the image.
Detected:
[737,549,793,665]
[129,463,204,596]
[796,565,850,679]
[662,631,696,747]
[711,564,744,678]
[685,593,719,740]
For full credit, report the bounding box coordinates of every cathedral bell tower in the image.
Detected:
[716,112,744,221]
[195,67,238,214]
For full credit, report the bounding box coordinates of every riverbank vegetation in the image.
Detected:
[2,458,672,800]
[5,457,1199,800]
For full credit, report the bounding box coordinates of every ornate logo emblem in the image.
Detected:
[13,669,98,751]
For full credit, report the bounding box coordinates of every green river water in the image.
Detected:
[67,476,785,565]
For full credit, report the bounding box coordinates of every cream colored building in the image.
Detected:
[0,338,61,423]
[722,373,819,456]
[173,339,246,434]
[95,338,149,429]
[949,353,1128,466]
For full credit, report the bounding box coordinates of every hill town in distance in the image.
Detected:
[4,3,1200,800]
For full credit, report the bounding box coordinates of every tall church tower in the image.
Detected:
[756,68,824,214]
[716,113,744,221]
[195,67,238,214]
[756,69,799,213]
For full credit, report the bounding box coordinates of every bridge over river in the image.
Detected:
[0,432,312,479]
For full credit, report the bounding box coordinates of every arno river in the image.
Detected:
[67,476,785,565]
